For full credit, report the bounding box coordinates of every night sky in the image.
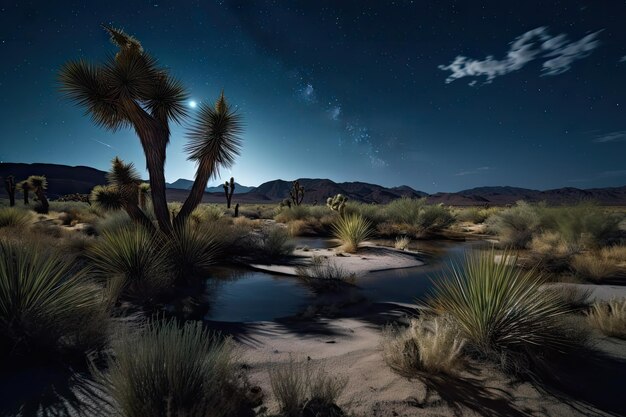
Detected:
[1,1,625,193]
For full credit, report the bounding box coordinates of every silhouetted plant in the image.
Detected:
[60,26,243,233]
[91,185,125,212]
[0,240,107,360]
[3,176,15,207]
[17,179,32,205]
[290,180,305,206]
[27,175,49,214]
[165,222,221,284]
[223,176,235,208]
[138,182,150,210]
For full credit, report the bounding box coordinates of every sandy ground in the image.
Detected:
[237,240,626,416]
[250,242,424,277]
[229,300,626,417]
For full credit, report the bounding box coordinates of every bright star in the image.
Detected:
[188,100,197,108]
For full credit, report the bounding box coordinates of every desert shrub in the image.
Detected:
[0,207,32,229]
[543,285,592,309]
[190,204,223,224]
[394,235,411,250]
[455,207,500,224]
[275,205,312,223]
[94,211,135,235]
[485,201,540,248]
[287,219,309,237]
[165,222,221,283]
[416,204,455,233]
[586,299,626,339]
[344,202,386,225]
[383,198,454,234]
[382,315,465,375]
[428,250,571,367]
[254,227,295,259]
[295,255,356,288]
[87,225,172,303]
[269,356,347,417]
[93,319,242,417]
[538,203,621,249]
[332,213,373,253]
[571,252,620,282]
[0,240,107,360]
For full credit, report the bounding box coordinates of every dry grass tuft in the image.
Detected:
[331,214,373,253]
[394,235,411,250]
[586,298,626,339]
[382,315,465,375]
[571,252,620,282]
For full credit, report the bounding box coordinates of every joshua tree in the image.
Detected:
[3,175,16,207]
[289,180,305,206]
[59,26,242,233]
[16,180,31,205]
[223,176,235,208]
[327,193,347,215]
[27,175,49,214]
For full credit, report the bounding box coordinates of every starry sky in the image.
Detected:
[1,0,625,193]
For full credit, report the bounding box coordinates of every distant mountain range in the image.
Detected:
[166,178,256,194]
[2,163,626,206]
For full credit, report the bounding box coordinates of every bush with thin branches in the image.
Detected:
[93,319,242,417]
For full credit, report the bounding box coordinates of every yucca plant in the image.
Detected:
[428,250,571,362]
[86,225,172,303]
[91,184,125,212]
[332,213,373,253]
[93,319,241,417]
[165,222,221,284]
[60,26,243,233]
[0,207,32,229]
[0,240,106,359]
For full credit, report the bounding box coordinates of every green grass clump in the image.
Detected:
[94,319,242,417]
[190,204,223,223]
[382,316,465,375]
[0,207,32,229]
[428,250,571,366]
[332,213,373,253]
[485,201,540,248]
[586,299,626,339]
[87,225,172,303]
[0,240,107,360]
[383,197,454,235]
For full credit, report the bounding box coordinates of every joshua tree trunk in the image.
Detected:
[125,100,171,233]
[173,159,213,228]
[124,201,154,230]
[23,189,29,205]
[4,176,15,207]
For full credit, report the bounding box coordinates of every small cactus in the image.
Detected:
[327,194,347,215]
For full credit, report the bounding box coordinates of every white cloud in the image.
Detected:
[593,130,626,143]
[620,56,626,63]
[439,27,602,84]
